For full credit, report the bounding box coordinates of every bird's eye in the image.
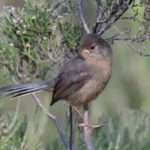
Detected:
[90,45,95,50]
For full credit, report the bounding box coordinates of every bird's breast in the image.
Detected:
[68,57,112,107]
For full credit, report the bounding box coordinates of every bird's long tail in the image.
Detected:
[0,78,55,99]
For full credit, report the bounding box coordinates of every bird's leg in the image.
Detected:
[82,104,94,150]
[71,104,103,129]
[71,105,84,120]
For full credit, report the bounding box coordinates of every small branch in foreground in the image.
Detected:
[83,104,94,150]
[69,106,75,150]
[76,0,91,34]
[31,93,69,150]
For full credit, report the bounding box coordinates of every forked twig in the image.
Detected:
[94,0,133,35]
[31,93,69,150]
[106,34,150,56]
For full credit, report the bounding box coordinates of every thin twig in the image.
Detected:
[69,106,75,150]
[106,35,132,44]
[31,93,69,150]
[93,0,100,33]
[97,0,133,35]
[93,0,109,33]
[83,104,94,150]
[106,34,150,57]
[76,0,91,34]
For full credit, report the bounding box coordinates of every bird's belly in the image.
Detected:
[67,73,111,107]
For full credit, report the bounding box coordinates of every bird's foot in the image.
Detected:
[78,122,103,129]
[71,105,104,129]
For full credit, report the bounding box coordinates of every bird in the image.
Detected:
[0,33,112,126]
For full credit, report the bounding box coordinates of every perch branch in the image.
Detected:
[83,104,94,150]
[76,0,91,34]
[69,105,75,150]
[31,93,69,150]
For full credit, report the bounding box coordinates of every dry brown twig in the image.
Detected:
[31,93,69,150]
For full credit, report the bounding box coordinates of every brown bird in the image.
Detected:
[0,33,112,123]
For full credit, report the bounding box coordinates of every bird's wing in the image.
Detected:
[51,57,91,105]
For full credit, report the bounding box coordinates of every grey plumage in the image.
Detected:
[0,78,56,99]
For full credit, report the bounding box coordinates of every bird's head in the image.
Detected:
[79,33,112,59]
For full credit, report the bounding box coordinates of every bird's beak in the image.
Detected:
[80,49,91,58]
[82,49,90,53]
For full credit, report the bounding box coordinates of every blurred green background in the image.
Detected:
[0,0,150,150]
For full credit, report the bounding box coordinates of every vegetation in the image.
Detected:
[0,0,150,149]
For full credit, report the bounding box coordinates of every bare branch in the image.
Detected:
[95,0,133,35]
[106,34,150,57]
[69,106,75,150]
[93,0,103,33]
[83,105,94,150]
[106,34,132,43]
[76,0,91,34]
[31,93,69,150]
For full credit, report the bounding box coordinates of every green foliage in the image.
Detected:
[93,110,150,150]
[46,139,65,150]
[0,101,43,150]
[41,110,150,150]
[1,0,150,150]
[0,0,83,149]
[77,110,150,150]
[18,120,43,150]
[1,104,150,150]
[0,101,23,150]
[0,0,82,81]
[59,22,83,50]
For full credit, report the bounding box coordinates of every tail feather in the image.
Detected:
[0,81,49,98]
[8,84,48,98]
[0,77,56,99]
[0,82,43,92]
